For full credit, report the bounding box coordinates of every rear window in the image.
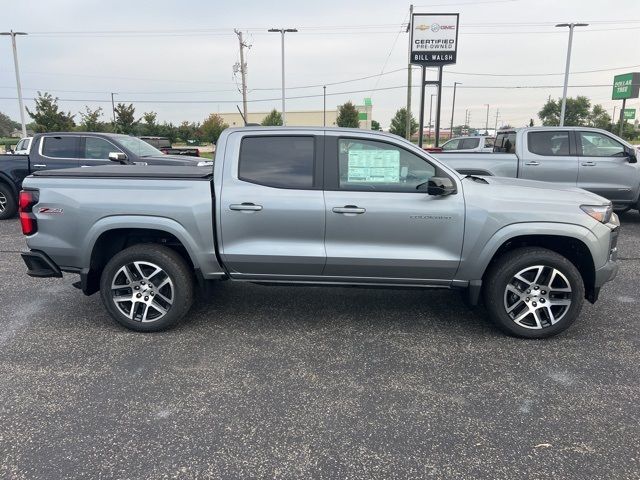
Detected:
[460,138,480,150]
[41,136,80,158]
[494,132,516,153]
[239,136,315,189]
[528,131,570,156]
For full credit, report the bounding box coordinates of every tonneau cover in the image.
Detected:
[31,164,213,179]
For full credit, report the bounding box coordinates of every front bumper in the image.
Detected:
[21,250,62,278]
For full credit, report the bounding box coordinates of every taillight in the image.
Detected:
[195,149,200,157]
[19,190,39,235]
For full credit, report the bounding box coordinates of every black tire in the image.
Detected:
[483,247,585,339]
[99,244,194,332]
[0,183,17,220]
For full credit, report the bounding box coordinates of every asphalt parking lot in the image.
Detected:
[0,214,639,479]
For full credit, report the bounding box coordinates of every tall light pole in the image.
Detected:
[485,104,490,134]
[450,82,461,138]
[556,22,588,126]
[268,28,297,126]
[428,94,436,144]
[323,85,326,127]
[1,30,28,137]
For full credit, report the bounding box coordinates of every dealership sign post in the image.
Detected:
[410,13,459,147]
[623,109,636,120]
[612,72,640,136]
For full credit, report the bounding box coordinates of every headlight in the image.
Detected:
[580,204,613,224]
[197,161,213,167]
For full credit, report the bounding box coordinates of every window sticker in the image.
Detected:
[347,149,400,183]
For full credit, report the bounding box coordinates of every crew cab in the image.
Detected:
[19,127,619,338]
[0,132,209,220]
[432,127,640,212]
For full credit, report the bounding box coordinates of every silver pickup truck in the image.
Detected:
[432,127,640,212]
[19,127,619,338]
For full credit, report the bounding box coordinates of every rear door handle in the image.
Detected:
[229,203,263,212]
[524,161,540,166]
[581,161,596,167]
[33,164,47,168]
[332,205,366,214]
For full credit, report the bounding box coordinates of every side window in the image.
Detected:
[16,139,25,150]
[528,131,570,156]
[484,137,495,148]
[579,132,625,157]
[442,139,460,150]
[460,138,480,150]
[41,136,81,158]
[239,136,315,189]
[84,137,122,159]
[338,138,436,192]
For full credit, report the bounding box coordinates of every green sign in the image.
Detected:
[612,72,640,100]
[623,108,636,120]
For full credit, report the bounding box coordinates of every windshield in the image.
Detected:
[115,135,164,157]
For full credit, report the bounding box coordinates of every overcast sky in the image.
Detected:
[1,0,639,130]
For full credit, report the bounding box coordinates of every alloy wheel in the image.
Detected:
[503,265,572,329]
[0,191,6,212]
[110,261,174,322]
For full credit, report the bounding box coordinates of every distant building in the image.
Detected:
[216,98,373,129]
[10,128,34,138]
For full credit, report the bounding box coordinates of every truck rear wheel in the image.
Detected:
[99,244,194,332]
[0,183,17,220]
[483,247,585,339]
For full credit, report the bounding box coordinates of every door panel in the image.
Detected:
[577,130,637,203]
[519,130,577,187]
[219,134,326,276]
[324,191,464,280]
[323,135,464,281]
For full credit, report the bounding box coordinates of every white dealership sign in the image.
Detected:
[410,13,459,66]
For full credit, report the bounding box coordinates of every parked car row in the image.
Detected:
[139,136,201,157]
[19,126,619,338]
[0,132,209,220]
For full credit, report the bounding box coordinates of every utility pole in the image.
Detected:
[556,22,588,126]
[1,30,28,137]
[485,104,490,134]
[234,29,250,121]
[405,4,413,140]
[449,81,461,138]
[268,28,298,126]
[323,86,326,127]
[494,109,500,133]
[110,93,117,124]
[612,105,617,130]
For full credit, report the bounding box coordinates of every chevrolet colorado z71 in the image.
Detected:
[19,127,619,338]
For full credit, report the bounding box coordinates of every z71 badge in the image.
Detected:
[38,207,64,215]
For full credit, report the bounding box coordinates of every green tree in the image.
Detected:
[538,96,591,126]
[336,101,360,128]
[0,111,20,136]
[178,121,198,143]
[114,103,137,134]
[588,104,611,129]
[26,92,75,132]
[141,111,158,136]
[371,120,381,131]
[201,113,228,144]
[389,107,418,137]
[261,109,283,126]
[78,106,104,132]
[156,122,178,143]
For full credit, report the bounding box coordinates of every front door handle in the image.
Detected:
[332,205,366,214]
[581,161,596,167]
[33,164,47,168]
[524,161,540,166]
[229,203,263,212]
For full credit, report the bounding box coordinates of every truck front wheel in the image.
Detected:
[99,244,194,332]
[483,247,585,338]
[0,183,17,220]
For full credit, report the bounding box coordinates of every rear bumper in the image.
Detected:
[21,250,63,278]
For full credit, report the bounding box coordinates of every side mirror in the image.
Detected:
[423,177,457,196]
[627,148,637,164]
[108,152,128,164]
